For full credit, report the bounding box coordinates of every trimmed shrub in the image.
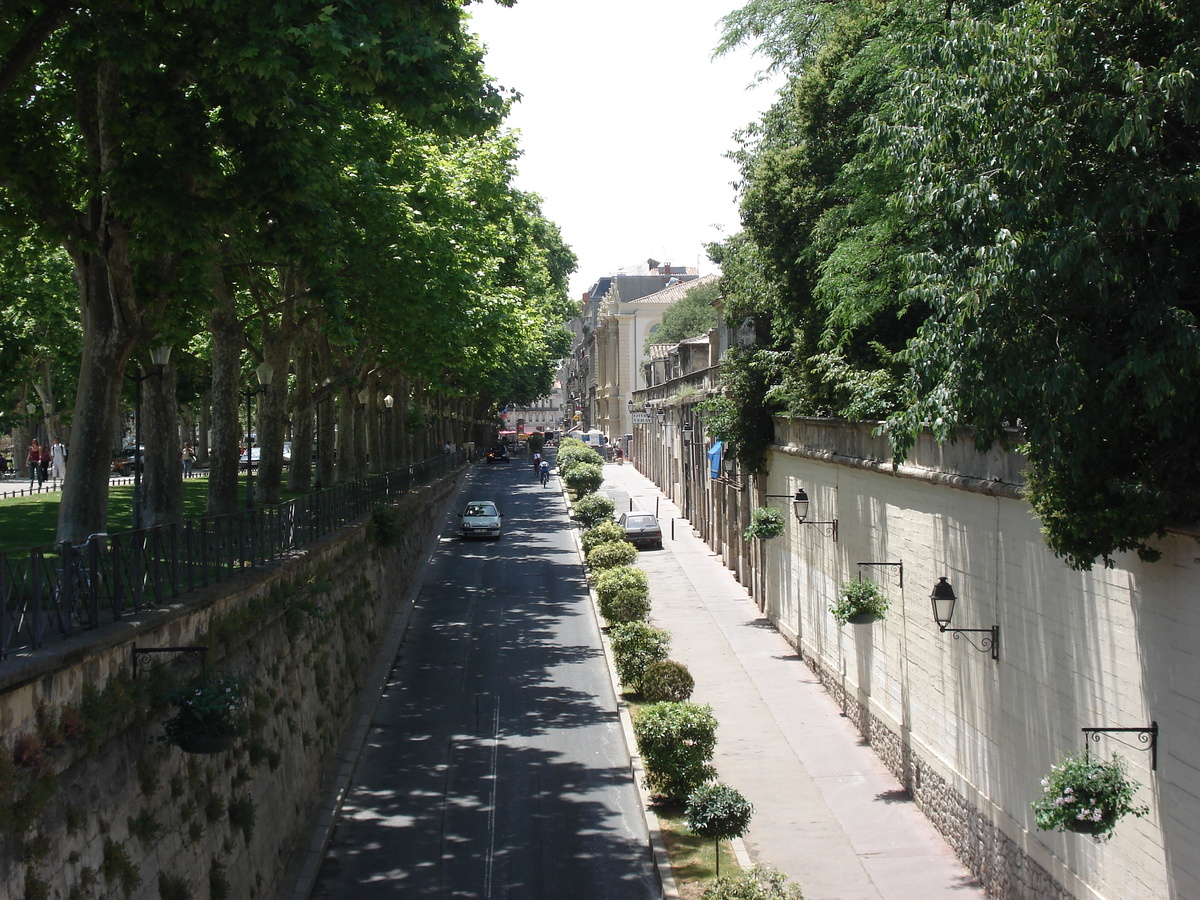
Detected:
[609,622,670,691]
[633,701,718,802]
[595,566,650,624]
[586,540,637,572]
[557,441,604,470]
[701,865,805,900]
[573,492,615,527]
[641,659,695,702]
[686,782,754,877]
[565,462,605,497]
[581,519,626,554]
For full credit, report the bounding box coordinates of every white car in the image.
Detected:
[458,500,502,539]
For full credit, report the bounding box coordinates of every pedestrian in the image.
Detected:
[182,442,196,476]
[51,439,67,482]
[27,438,45,488]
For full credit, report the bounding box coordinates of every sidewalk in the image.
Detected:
[598,462,986,900]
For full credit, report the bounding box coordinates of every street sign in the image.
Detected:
[631,412,653,424]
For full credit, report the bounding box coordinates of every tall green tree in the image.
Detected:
[880,0,1200,567]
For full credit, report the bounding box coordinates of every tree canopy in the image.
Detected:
[0,1,576,540]
[717,0,1200,568]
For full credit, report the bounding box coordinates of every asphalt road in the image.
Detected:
[310,459,658,899]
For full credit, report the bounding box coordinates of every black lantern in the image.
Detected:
[791,488,810,522]
[929,577,999,661]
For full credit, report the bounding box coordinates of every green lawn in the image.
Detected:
[0,477,307,553]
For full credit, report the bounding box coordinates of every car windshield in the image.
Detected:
[465,504,497,517]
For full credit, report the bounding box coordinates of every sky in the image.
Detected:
[467,0,779,301]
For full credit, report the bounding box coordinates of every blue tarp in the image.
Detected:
[707,441,723,479]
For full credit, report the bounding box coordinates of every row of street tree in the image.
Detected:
[712,0,1199,569]
[0,2,576,543]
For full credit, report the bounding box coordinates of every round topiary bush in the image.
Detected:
[633,701,718,802]
[686,782,754,877]
[595,565,650,624]
[586,539,638,572]
[640,659,695,702]
[565,462,605,497]
[572,492,615,528]
[557,442,604,470]
[581,519,626,554]
[609,621,670,692]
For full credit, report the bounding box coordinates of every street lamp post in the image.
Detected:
[242,361,274,509]
[130,346,172,529]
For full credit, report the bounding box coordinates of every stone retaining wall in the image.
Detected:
[0,474,459,900]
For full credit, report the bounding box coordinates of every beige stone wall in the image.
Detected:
[754,419,1194,899]
[0,476,458,900]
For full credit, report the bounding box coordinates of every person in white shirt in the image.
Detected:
[51,440,67,482]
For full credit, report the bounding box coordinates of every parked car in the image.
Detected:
[458,500,502,539]
[486,445,510,464]
[618,511,663,549]
[111,446,144,474]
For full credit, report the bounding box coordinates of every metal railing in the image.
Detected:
[0,451,465,662]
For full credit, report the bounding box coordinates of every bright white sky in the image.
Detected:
[467,0,778,301]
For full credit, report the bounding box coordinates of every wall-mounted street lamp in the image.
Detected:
[627,398,634,414]
[930,577,999,661]
[656,406,665,425]
[765,488,838,541]
[682,420,693,444]
[130,345,172,529]
[241,360,273,510]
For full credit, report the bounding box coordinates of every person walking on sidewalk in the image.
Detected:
[51,439,67,482]
[27,439,45,488]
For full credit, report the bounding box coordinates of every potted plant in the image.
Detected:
[1032,752,1148,840]
[744,507,785,541]
[162,671,248,754]
[830,578,888,624]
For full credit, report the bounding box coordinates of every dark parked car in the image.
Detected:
[618,512,663,550]
[486,445,510,464]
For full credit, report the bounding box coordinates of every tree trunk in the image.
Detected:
[206,265,245,516]
[142,361,183,527]
[255,327,292,505]
[56,245,136,543]
[197,391,211,464]
[315,340,336,490]
[288,333,314,492]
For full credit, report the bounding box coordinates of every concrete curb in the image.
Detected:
[561,472,679,900]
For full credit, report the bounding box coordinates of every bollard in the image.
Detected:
[671,518,675,541]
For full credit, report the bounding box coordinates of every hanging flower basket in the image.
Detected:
[744,507,785,541]
[162,671,247,754]
[1031,752,1148,841]
[830,579,888,625]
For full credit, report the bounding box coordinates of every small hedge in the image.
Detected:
[633,701,718,802]
[595,565,650,624]
[564,462,605,497]
[641,659,695,702]
[586,540,638,572]
[573,492,615,528]
[609,622,670,692]
[581,519,626,554]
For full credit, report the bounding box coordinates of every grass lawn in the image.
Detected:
[0,477,306,553]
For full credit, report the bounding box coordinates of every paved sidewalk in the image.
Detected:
[599,462,986,900]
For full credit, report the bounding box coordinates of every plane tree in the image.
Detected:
[0,1,512,539]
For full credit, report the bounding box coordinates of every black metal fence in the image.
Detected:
[0,451,465,663]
